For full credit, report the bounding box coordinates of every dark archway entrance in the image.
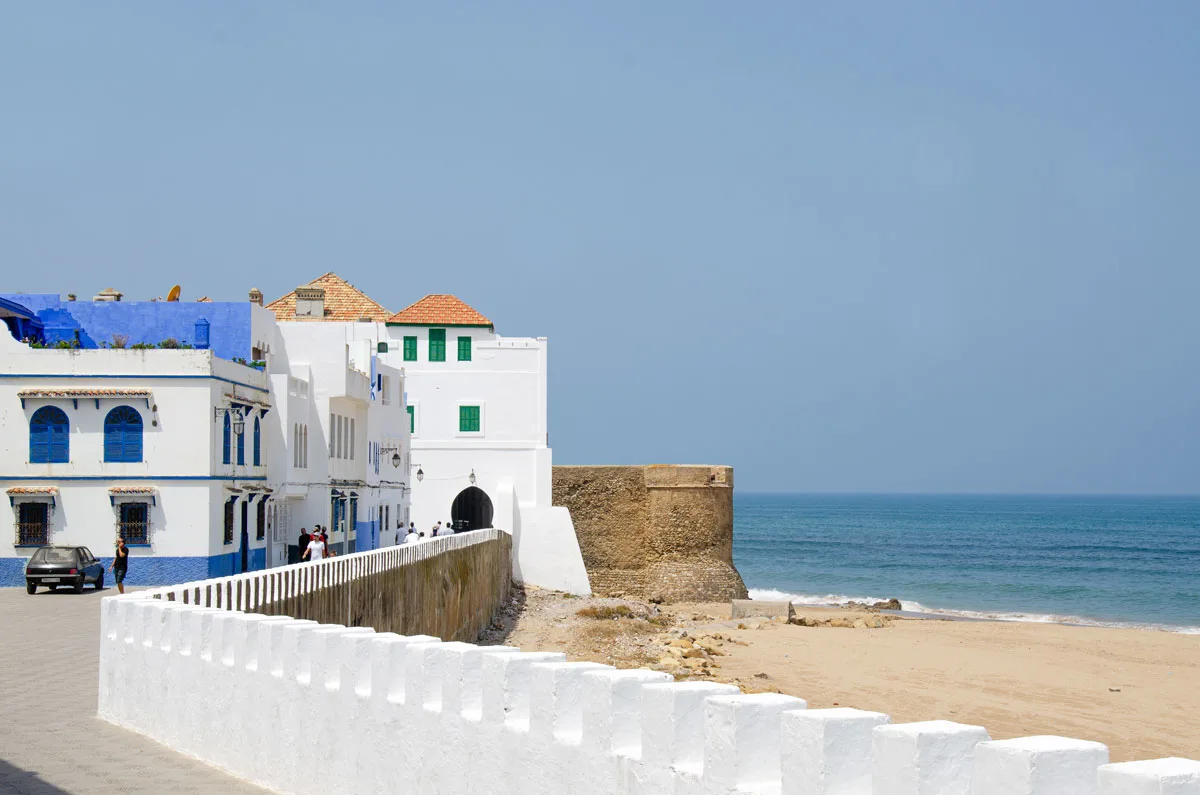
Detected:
[451,487,493,532]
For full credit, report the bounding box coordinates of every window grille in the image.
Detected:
[16,502,50,546]
[117,502,150,545]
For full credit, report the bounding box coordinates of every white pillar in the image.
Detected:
[703,692,808,793]
[872,720,990,795]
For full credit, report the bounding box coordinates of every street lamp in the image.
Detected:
[391,452,401,468]
[416,467,424,482]
[231,411,245,437]
[469,469,476,485]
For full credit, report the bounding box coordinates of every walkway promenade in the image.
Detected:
[0,588,265,795]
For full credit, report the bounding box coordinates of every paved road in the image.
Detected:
[0,587,269,795]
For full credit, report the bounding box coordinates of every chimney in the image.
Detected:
[248,287,263,307]
[93,287,123,302]
[294,286,325,318]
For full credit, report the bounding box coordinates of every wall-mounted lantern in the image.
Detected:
[469,469,476,485]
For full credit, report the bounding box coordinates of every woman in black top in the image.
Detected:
[108,537,130,594]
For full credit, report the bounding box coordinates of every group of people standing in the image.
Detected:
[297,526,336,563]
[396,520,457,545]
[293,519,464,564]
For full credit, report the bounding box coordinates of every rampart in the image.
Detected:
[141,528,510,641]
[99,584,1200,793]
[552,464,749,602]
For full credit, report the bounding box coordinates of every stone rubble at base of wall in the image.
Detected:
[98,599,1200,795]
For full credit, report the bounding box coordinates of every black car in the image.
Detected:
[25,546,105,594]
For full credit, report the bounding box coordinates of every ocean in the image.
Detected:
[733,493,1200,633]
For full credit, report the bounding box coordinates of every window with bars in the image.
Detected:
[459,405,481,433]
[16,502,50,546]
[403,336,417,361]
[29,406,69,464]
[428,329,446,361]
[256,500,266,541]
[457,336,472,361]
[118,502,150,545]
[224,499,235,544]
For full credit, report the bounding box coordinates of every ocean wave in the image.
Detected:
[747,588,1200,634]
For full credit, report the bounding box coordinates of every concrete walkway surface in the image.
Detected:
[0,587,268,795]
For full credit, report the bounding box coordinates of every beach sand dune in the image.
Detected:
[485,588,1200,763]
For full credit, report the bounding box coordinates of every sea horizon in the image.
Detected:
[732,492,1200,634]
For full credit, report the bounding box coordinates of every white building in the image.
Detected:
[0,330,276,584]
[0,285,411,585]
[2,274,585,595]
[266,277,591,595]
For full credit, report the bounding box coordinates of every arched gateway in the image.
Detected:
[451,486,493,532]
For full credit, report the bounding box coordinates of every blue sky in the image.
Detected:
[2,3,1198,493]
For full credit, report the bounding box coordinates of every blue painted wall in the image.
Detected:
[0,554,261,587]
[0,294,253,362]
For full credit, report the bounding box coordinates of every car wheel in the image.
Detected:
[73,577,85,594]
[95,571,105,590]
[26,582,36,595]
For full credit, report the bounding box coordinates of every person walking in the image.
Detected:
[108,537,130,594]
[302,531,326,563]
[404,526,420,544]
[296,527,310,565]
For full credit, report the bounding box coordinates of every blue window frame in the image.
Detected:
[103,406,144,463]
[29,406,69,464]
[253,417,261,466]
[223,412,231,464]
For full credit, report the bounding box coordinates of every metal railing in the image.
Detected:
[16,522,49,546]
[118,521,150,546]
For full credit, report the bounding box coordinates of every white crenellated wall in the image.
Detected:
[98,589,1200,794]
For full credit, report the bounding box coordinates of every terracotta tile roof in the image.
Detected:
[265,272,391,322]
[6,487,58,496]
[108,486,156,495]
[19,388,152,398]
[386,294,493,328]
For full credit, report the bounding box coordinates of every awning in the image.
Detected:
[7,486,57,508]
[19,388,152,409]
[108,486,156,506]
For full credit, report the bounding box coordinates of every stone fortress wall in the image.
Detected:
[552,464,749,602]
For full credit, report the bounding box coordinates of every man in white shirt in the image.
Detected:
[403,528,420,544]
[432,522,442,536]
[438,521,454,537]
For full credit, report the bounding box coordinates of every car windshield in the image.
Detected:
[31,548,78,564]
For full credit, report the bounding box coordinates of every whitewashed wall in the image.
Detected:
[99,585,1200,795]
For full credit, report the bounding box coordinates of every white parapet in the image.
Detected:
[96,566,1200,795]
[1098,758,1200,794]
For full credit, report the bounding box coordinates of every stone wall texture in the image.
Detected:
[552,465,748,602]
[150,530,511,643]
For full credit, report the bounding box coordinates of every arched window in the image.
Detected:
[103,406,144,463]
[253,416,261,466]
[29,406,69,463]
[223,411,231,464]
[236,415,245,465]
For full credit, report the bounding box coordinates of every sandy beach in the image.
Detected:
[482,588,1200,763]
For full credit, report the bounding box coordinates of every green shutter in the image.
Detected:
[457,336,472,361]
[403,336,417,361]
[459,405,480,433]
[429,329,446,361]
[377,341,389,353]
[407,405,415,434]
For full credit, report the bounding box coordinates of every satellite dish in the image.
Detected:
[166,285,181,302]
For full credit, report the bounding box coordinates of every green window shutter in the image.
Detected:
[406,405,415,434]
[429,329,446,362]
[403,336,417,361]
[377,341,389,353]
[457,336,472,361]
[459,405,480,433]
